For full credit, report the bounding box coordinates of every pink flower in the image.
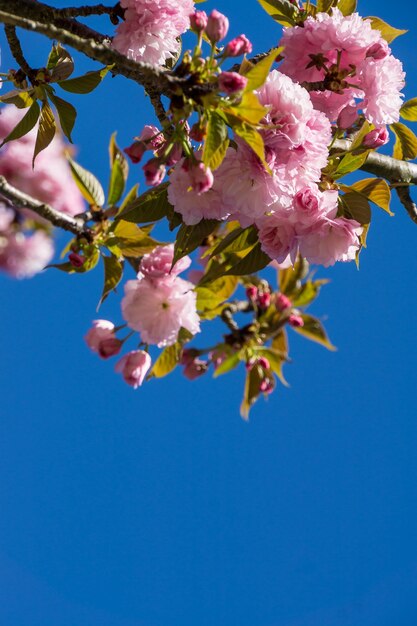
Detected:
[186,161,214,194]
[0,230,54,279]
[0,204,14,231]
[258,218,298,264]
[112,0,194,66]
[206,9,229,43]
[190,10,208,32]
[139,244,191,281]
[115,350,151,388]
[85,320,122,359]
[360,55,405,125]
[362,126,389,148]
[224,35,252,57]
[124,141,147,164]
[219,71,248,94]
[143,158,166,186]
[299,217,363,267]
[337,103,358,129]
[121,275,200,347]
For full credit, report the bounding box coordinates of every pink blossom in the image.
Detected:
[206,10,229,43]
[219,71,248,94]
[362,126,389,148]
[258,218,298,264]
[143,158,166,186]
[115,350,151,388]
[186,161,214,194]
[121,275,200,347]
[0,105,84,217]
[337,103,358,129]
[366,41,389,61]
[0,204,14,231]
[0,230,54,279]
[224,35,252,57]
[85,320,119,358]
[112,0,194,66]
[139,244,191,281]
[360,55,405,125]
[299,217,363,267]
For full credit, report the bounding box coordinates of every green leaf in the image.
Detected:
[0,100,40,147]
[110,220,161,257]
[119,183,172,223]
[367,16,407,43]
[98,255,123,308]
[291,279,329,308]
[58,67,110,94]
[272,329,288,358]
[240,365,264,420]
[339,192,371,225]
[173,219,219,264]
[210,226,258,258]
[214,352,241,378]
[151,343,181,378]
[317,0,337,12]
[47,43,74,81]
[391,122,417,160]
[257,0,297,26]
[118,184,139,214]
[279,255,309,295]
[203,111,229,170]
[242,47,282,92]
[233,123,268,169]
[253,347,288,386]
[292,314,336,351]
[107,133,129,206]
[400,98,417,122]
[33,100,56,166]
[224,242,270,276]
[196,275,238,313]
[349,178,393,216]
[67,156,105,207]
[333,150,370,178]
[226,91,269,126]
[0,89,35,109]
[47,91,77,143]
[337,0,357,16]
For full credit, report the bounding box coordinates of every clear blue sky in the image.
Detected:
[1,1,417,624]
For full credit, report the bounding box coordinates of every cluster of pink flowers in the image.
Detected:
[278,8,405,126]
[168,69,362,267]
[121,244,200,347]
[112,0,194,66]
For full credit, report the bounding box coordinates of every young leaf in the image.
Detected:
[118,184,139,214]
[107,134,129,206]
[196,275,238,313]
[391,122,417,160]
[400,98,417,122]
[226,91,269,125]
[119,183,172,223]
[58,67,110,94]
[33,100,56,166]
[203,111,229,170]
[210,226,258,258]
[256,0,297,26]
[67,156,105,207]
[47,92,77,143]
[279,255,309,295]
[317,0,337,12]
[349,178,393,216]
[253,347,288,386]
[292,314,337,351]
[0,89,35,109]
[337,0,357,15]
[151,343,181,378]
[98,254,123,308]
[173,220,219,264]
[333,150,370,178]
[233,123,268,170]
[339,192,371,225]
[0,100,40,147]
[242,47,282,92]
[367,16,407,43]
[240,365,264,420]
[224,242,271,277]
[47,44,74,81]
[213,352,241,378]
[110,221,161,257]
[291,279,329,308]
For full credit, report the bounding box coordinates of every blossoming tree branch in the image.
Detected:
[0,0,416,417]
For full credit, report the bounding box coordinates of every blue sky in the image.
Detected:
[1,1,417,624]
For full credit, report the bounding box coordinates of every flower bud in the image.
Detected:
[183,357,208,380]
[259,378,274,394]
[257,292,271,310]
[185,161,214,194]
[218,71,248,94]
[189,121,207,142]
[124,140,147,164]
[224,34,252,57]
[288,314,304,328]
[362,127,389,148]
[366,41,389,61]
[206,10,229,43]
[69,252,85,268]
[275,293,292,311]
[258,356,270,370]
[246,285,258,300]
[115,350,151,388]
[337,103,358,129]
[98,337,122,358]
[85,320,118,358]
[143,158,166,186]
[190,10,208,32]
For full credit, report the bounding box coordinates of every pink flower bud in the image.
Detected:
[189,122,207,142]
[69,252,85,268]
[143,158,166,186]
[124,140,147,164]
[257,292,271,310]
[206,9,229,43]
[246,285,258,300]
[115,350,151,388]
[186,161,214,194]
[165,142,182,166]
[362,127,389,148]
[224,34,253,57]
[218,71,248,94]
[288,314,304,328]
[258,356,270,370]
[85,320,117,358]
[276,293,292,311]
[98,337,122,358]
[337,104,358,129]
[183,357,208,380]
[190,10,208,32]
[366,41,389,61]
[259,379,274,394]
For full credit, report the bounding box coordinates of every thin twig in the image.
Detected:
[55,4,119,18]
[395,185,417,224]
[0,175,91,237]
[4,24,32,76]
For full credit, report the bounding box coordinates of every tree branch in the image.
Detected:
[4,24,32,76]
[55,3,121,19]
[0,175,91,237]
